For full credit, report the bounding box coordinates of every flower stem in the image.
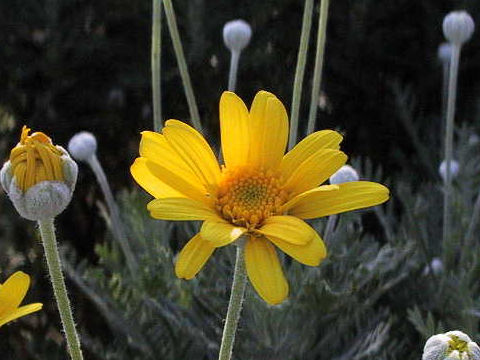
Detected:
[442,44,461,270]
[162,0,202,132]
[307,0,330,135]
[288,0,314,150]
[218,243,247,360]
[38,218,83,360]
[87,154,138,276]
[323,214,337,242]
[151,0,163,132]
[228,50,240,92]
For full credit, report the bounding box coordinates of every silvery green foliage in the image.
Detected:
[66,126,480,359]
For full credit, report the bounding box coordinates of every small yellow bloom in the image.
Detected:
[131,91,389,305]
[0,271,43,328]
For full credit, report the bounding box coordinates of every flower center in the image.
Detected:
[448,336,469,354]
[9,126,64,192]
[215,167,288,229]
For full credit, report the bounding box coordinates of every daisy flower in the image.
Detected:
[131,90,389,305]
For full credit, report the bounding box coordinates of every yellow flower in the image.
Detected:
[131,91,389,305]
[0,271,43,327]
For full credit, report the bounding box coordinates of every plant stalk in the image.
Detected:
[442,44,461,270]
[152,0,163,132]
[228,50,240,92]
[218,243,247,360]
[38,218,84,360]
[288,0,314,150]
[87,154,138,276]
[162,0,202,132]
[307,0,330,135]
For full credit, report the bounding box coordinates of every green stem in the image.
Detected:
[288,0,314,150]
[162,0,202,132]
[218,243,247,360]
[152,0,163,132]
[38,219,83,360]
[307,0,330,135]
[442,44,460,270]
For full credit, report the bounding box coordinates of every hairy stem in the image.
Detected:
[152,0,163,132]
[307,0,330,135]
[218,243,247,360]
[38,219,84,360]
[288,0,314,150]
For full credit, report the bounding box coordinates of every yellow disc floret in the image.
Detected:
[9,126,64,192]
[448,335,469,354]
[216,167,289,229]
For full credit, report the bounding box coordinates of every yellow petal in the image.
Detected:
[163,120,221,188]
[130,158,185,199]
[0,272,30,318]
[201,220,246,247]
[245,236,289,305]
[0,303,43,328]
[247,91,288,170]
[133,158,209,204]
[283,181,390,219]
[267,231,327,266]
[282,149,347,196]
[175,233,215,280]
[281,130,343,181]
[219,92,250,169]
[257,216,315,245]
[147,198,219,221]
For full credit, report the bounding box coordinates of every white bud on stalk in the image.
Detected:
[68,132,98,162]
[443,11,475,45]
[223,20,252,53]
[439,159,459,182]
[329,165,359,185]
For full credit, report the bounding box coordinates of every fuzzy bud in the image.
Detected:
[1,126,77,221]
[223,20,252,53]
[438,42,452,64]
[423,331,480,360]
[68,131,97,162]
[329,165,359,185]
[443,11,475,45]
[439,159,459,182]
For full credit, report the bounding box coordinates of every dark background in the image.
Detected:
[0,0,480,357]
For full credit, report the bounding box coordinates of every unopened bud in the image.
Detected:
[423,331,480,360]
[223,20,252,53]
[439,159,459,182]
[438,42,452,64]
[1,126,77,221]
[443,11,475,45]
[329,165,359,185]
[68,132,97,162]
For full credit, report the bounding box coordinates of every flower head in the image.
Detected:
[443,11,475,45]
[423,331,480,360]
[1,126,77,221]
[131,91,389,305]
[223,20,252,53]
[0,271,43,328]
[68,131,97,163]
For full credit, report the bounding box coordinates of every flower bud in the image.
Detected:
[439,159,459,182]
[438,42,452,64]
[423,331,480,360]
[443,11,475,45]
[223,19,252,53]
[1,126,77,221]
[329,165,359,185]
[68,131,97,162]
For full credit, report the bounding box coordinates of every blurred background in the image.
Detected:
[1,0,480,359]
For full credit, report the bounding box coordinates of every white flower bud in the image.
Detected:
[1,126,78,221]
[443,11,475,45]
[423,257,444,276]
[68,132,97,162]
[438,42,452,64]
[329,165,359,185]
[223,20,252,53]
[423,331,480,360]
[439,159,460,182]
